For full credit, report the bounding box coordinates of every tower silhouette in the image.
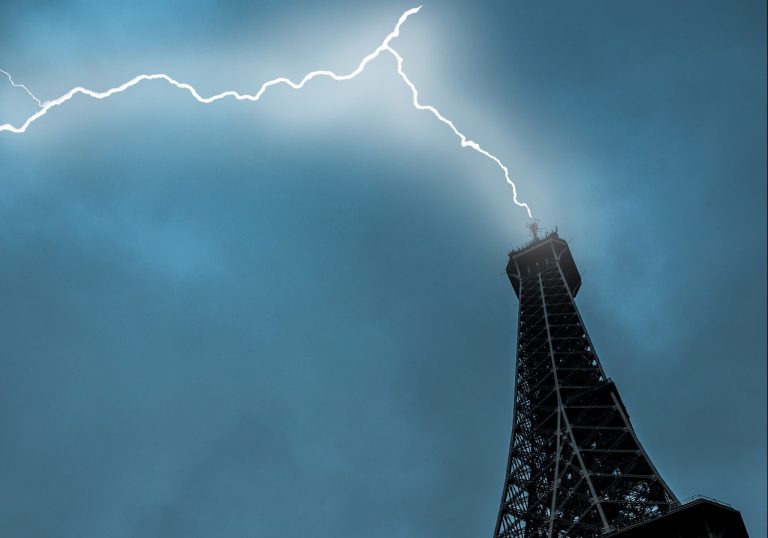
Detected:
[493,228,677,537]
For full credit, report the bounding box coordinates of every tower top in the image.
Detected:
[507,225,578,297]
[515,222,560,253]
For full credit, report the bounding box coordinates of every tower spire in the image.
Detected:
[526,220,540,241]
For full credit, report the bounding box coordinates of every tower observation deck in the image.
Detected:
[492,228,749,537]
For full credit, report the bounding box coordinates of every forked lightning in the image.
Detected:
[0,6,533,218]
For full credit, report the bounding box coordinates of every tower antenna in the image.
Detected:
[525,220,540,241]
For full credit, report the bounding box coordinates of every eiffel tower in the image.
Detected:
[493,224,679,537]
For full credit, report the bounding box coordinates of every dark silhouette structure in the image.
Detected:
[493,227,749,537]
[604,496,748,538]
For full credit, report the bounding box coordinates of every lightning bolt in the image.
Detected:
[0,6,533,218]
[1,68,43,107]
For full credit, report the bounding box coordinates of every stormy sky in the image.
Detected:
[0,1,765,536]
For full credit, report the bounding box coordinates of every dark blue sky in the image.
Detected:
[1,1,765,536]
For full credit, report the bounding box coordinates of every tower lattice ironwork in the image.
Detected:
[494,229,678,537]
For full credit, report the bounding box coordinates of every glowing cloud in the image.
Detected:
[0,6,533,218]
